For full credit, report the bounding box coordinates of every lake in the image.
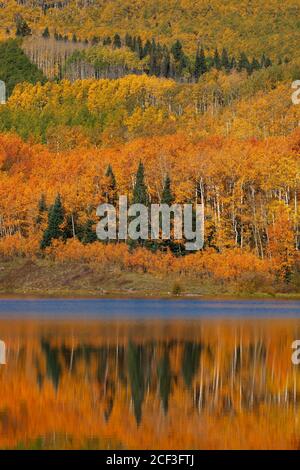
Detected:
[1,298,300,449]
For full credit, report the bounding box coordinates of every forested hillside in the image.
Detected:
[0,0,299,59]
[0,1,300,296]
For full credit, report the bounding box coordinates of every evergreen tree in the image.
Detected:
[221,48,230,71]
[135,36,143,59]
[72,33,77,43]
[42,27,50,39]
[40,194,64,249]
[103,164,117,204]
[230,56,237,69]
[143,39,152,57]
[171,40,183,62]
[125,33,133,50]
[194,47,207,80]
[161,175,174,205]
[238,52,250,72]
[0,39,46,96]
[160,47,170,77]
[15,16,31,37]
[264,56,272,68]
[103,36,112,46]
[133,162,149,206]
[250,57,260,73]
[80,219,97,244]
[113,33,122,49]
[213,48,222,70]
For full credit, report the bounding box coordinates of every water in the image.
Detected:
[1,298,300,449]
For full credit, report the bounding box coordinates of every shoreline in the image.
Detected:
[0,291,300,301]
[1,258,300,302]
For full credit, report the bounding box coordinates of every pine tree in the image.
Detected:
[149,44,158,75]
[230,56,237,69]
[160,48,170,77]
[133,162,149,206]
[171,40,183,62]
[135,36,143,59]
[80,219,97,244]
[194,47,207,80]
[103,164,117,204]
[221,48,230,71]
[161,175,174,205]
[143,39,152,57]
[238,52,250,72]
[125,33,133,50]
[213,48,222,70]
[40,194,64,249]
[103,36,112,46]
[250,57,260,73]
[264,56,272,68]
[42,27,50,39]
[15,16,31,37]
[113,33,122,49]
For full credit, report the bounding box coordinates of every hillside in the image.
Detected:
[0,2,299,297]
[0,0,299,60]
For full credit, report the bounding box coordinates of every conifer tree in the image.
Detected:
[133,162,149,206]
[161,175,174,205]
[40,194,64,249]
[125,33,133,50]
[42,27,50,39]
[171,40,183,62]
[194,47,207,80]
[80,219,97,244]
[221,48,230,71]
[15,16,31,37]
[135,36,143,59]
[103,36,112,46]
[160,48,170,77]
[143,39,152,57]
[238,52,250,72]
[113,33,122,49]
[250,57,260,73]
[103,164,117,204]
[214,48,222,70]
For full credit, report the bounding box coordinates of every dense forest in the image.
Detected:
[0,2,299,295]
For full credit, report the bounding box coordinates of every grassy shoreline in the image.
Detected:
[0,258,300,300]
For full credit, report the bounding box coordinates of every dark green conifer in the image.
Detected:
[40,194,64,249]
[194,47,207,80]
[221,48,230,71]
[213,48,222,70]
[161,175,174,205]
[113,33,122,49]
[133,162,149,206]
[42,27,50,39]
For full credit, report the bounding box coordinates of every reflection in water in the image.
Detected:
[1,315,300,449]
